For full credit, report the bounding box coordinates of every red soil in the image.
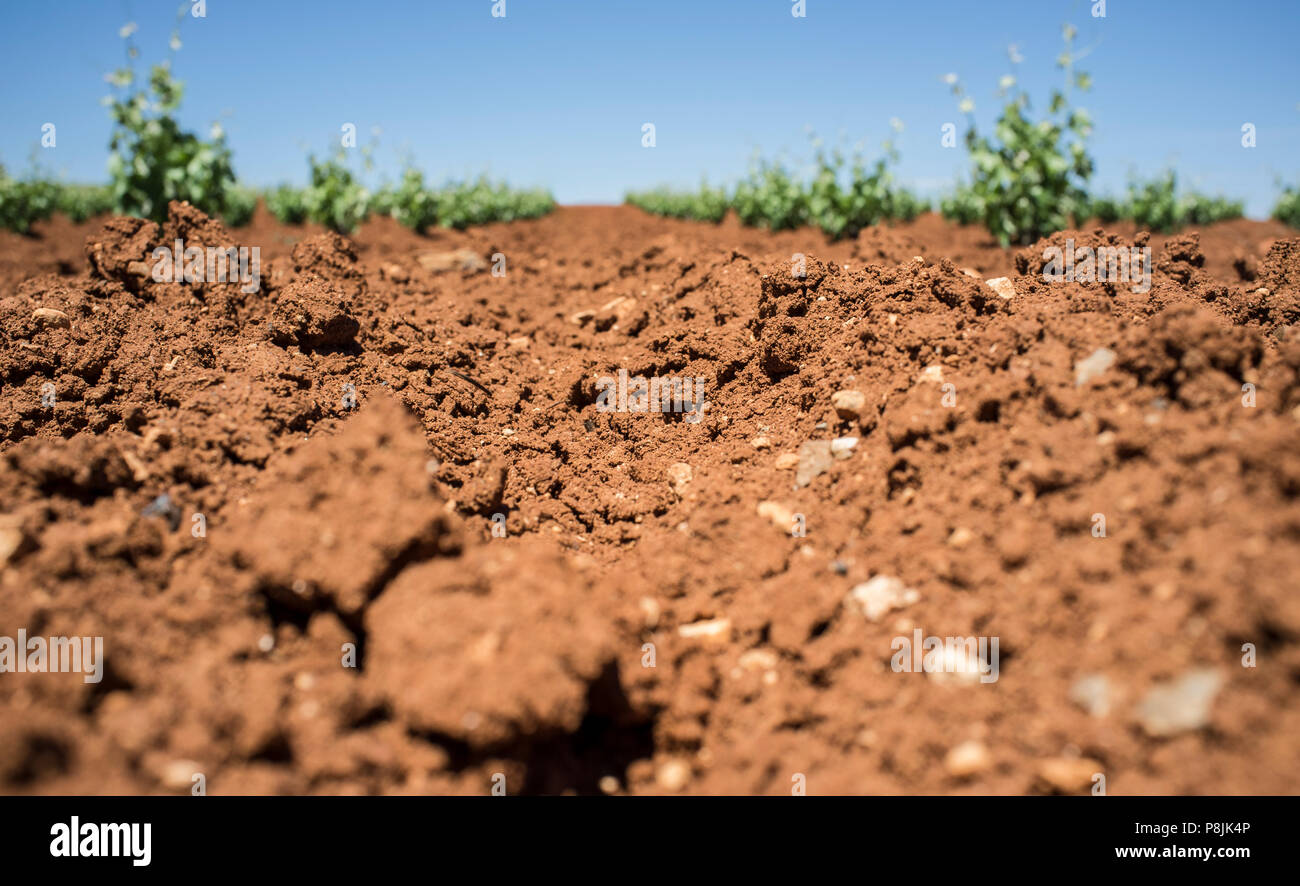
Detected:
[1,204,1298,795]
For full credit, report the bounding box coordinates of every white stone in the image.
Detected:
[984,277,1016,299]
[1075,347,1117,387]
[830,437,858,459]
[846,575,919,622]
[678,617,731,640]
[1135,668,1223,736]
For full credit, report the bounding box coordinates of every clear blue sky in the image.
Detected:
[2,0,1297,216]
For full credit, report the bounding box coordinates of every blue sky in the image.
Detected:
[2,0,1297,216]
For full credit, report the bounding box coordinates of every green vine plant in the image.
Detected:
[104,12,245,224]
[943,26,1095,246]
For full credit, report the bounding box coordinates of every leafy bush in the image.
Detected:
[1274,185,1300,229]
[431,176,555,229]
[0,167,59,233]
[625,182,730,223]
[945,26,1094,245]
[1181,193,1244,227]
[732,159,809,231]
[221,185,258,227]
[629,132,923,239]
[267,156,556,234]
[381,167,442,231]
[56,183,114,222]
[1115,173,1182,233]
[264,184,307,225]
[938,186,984,226]
[1087,193,1125,225]
[807,136,926,239]
[104,22,243,223]
[300,153,373,233]
[1088,172,1244,232]
[0,163,117,231]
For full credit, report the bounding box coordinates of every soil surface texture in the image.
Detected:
[2,204,1298,795]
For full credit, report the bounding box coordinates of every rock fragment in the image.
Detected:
[1135,668,1223,737]
[830,437,858,459]
[656,758,692,791]
[944,740,992,778]
[846,575,919,622]
[1069,674,1113,717]
[416,248,487,273]
[947,527,974,549]
[31,308,71,328]
[1036,757,1102,793]
[666,462,693,495]
[1074,347,1117,387]
[756,500,794,532]
[141,493,182,531]
[984,277,1017,299]
[795,440,835,487]
[0,514,28,567]
[919,364,945,384]
[160,759,202,791]
[677,617,732,641]
[831,390,866,420]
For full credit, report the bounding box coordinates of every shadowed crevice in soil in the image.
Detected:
[407,661,657,796]
[80,658,136,715]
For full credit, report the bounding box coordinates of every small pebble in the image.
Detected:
[944,740,992,778]
[984,277,1017,300]
[1069,674,1113,717]
[1135,668,1223,737]
[919,364,945,384]
[831,390,866,420]
[0,515,27,567]
[830,436,858,459]
[947,527,975,549]
[756,500,794,531]
[656,758,691,791]
[795,440,835,487]
[846,575,919,622]
[1036,757,1102,793]
[141,493,182,531]
[666,462,693,494]
[161,759,202,791]
[678,617,731,641]
[1075,347,1117,387]
[31,307,71,328]
[737,649,778,671]
[639,596,661,629]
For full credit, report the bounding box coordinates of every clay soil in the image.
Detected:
[2,204,1299,795]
